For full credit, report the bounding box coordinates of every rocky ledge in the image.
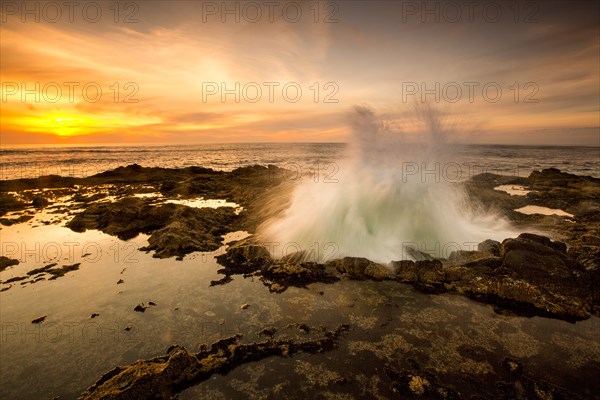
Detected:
[78,324,349,400]
[214,232,598,322]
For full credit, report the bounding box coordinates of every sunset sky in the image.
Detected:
[1,0,598,145]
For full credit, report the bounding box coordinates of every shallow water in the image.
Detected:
[1,203,599,399]
[515,205,574,218]
[494,184,531,196]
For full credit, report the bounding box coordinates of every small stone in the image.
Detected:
[117,279,124,284]
[134,304,147,312]
[241,303,250,310]
[124,326,132,331]
[149,301,157,306]
[90,313,99,319]
[258,327,277,336]
[269,283,286,293]
[31,315,47,324]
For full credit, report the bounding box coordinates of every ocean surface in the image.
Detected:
[1,143,598,180]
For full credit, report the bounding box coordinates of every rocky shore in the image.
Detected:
[1,165,599,399]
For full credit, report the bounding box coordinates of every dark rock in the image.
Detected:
[0,194,27,216]
[134,304,148,312]
[68,198,240,259]
[31,315,47,324]
[261,261,339,290]
[90,313,99,319]
[516,232,567,253]
[477,239,501,256]
[215,243,272,274]
[4,275,27,284]
[500,235,579,289]
[0,256,19,271]
[327,257,393,280]
[31,195,49,208]
[209,275,233,286]
[391,260,417,282]
[47,263,81,280]
[27,263,58,275]
[0,214,33,226]
[414,260,446,294]
[258,327,277,336]
[78,325,349,400]
[448,250,486,263]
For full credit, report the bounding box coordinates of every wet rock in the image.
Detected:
[447,250,487,264]
[134,304,148,312]
[215,243,272,275]
[159,180,177,194]
[261,261,339,291]
[514,232,567,253]
[499,234,579,290]
[258,327,277,336]
[477,239,501,256]
[391,260,417,282]
[0,194,27,216]
[78,325,349,400]
[327,257,393,280]
[68,198,240,259]
[209,275,233,286]
[0,256,19,271]
[27,263,58,275]
[0,214,33,226]
[414,260,447,294]
[31,315,47,324]
[31,195,49,208]
[47,263,81,280]
[4,276,27,284]
[90,313,99,319]
[269,283,286,293]
[116,279,124,284]
[389,232,594,320]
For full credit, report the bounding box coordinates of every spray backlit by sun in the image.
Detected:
[260,105,516,263]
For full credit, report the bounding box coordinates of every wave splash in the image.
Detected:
[261,105,516,263]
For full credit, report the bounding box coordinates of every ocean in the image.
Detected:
[1,143,598,180]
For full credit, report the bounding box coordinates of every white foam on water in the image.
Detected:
[261,106,517,262]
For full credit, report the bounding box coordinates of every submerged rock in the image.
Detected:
[31,315,47,324]
[78,325,349,400]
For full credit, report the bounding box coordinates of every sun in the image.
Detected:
[29,112,99,137]
[46,115,95,136]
